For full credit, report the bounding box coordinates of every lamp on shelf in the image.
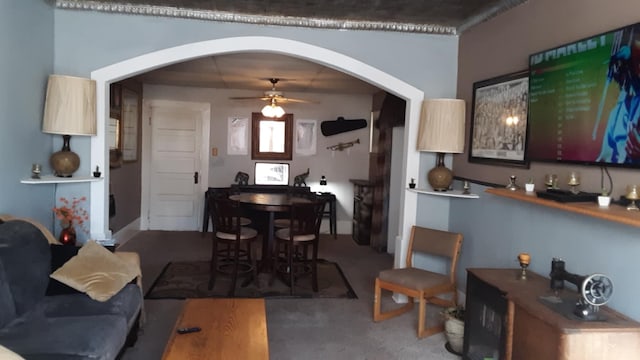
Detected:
[416,98,465,191]
[261,98,285,118]
[42,75,96,177]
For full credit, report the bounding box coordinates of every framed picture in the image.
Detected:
[109,83,121,118]
[469,70,529,167]
[121,88,140,162]
[295,119,317,156]
[228,117,249,155]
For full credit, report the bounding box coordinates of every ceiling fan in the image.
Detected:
[229,78,315,104]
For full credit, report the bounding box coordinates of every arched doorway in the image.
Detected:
[90,36,424,268]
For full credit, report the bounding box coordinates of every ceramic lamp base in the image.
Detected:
[427,153,453,191]
[50,135,80,177]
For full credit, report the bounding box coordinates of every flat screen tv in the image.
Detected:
[527,22,640,167]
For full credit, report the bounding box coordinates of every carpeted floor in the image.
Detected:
[118,231,461,360]
[146,259,357,299]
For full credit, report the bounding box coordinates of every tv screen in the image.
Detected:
[527,22,640,167]
[254,162,289,185]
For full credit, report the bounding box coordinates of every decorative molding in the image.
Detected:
[55,0,458,34]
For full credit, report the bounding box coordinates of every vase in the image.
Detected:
[59,224,76,246]
[444,316,465,354]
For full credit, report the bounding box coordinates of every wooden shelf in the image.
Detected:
[486,187,640,228]
[409,188,479,199]
[20,175,102,184]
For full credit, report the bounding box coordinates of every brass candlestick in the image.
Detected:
[626,185,639,211]
[518,253,530,280]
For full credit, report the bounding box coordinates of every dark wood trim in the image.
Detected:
[251,112,293,160]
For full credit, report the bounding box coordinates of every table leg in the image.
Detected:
[330,198,337,239]
[260,211,275,273]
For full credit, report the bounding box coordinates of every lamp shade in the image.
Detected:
[42,75,97,136]
[416,99,465,153]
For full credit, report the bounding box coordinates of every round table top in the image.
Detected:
[229,193,311,212]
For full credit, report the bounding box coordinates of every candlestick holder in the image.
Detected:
[518,252,530,280]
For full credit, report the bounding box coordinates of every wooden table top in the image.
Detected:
[162,298,269,360]
[230,193,310,212]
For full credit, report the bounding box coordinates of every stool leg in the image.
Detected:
[208,238,218,290]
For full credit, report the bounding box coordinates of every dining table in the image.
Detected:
[229,193,311,272]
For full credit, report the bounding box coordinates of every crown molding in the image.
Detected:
[55,0,458,35]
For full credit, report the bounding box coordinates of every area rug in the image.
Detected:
[145,259,358,299]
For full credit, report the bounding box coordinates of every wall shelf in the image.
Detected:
[486,187,640,228]
[20,175,102,184]
[408,188,479,199]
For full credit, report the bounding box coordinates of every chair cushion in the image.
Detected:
[216,226,257,240]
[49,241,140,302]
[378,267,449,290]
[273,218,291,228]
[275,228,315,242]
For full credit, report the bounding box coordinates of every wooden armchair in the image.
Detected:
[373,225,463,338]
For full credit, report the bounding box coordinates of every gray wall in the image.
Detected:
[452,0,640,320]
[0,1,54,225]
[50,8,459,239]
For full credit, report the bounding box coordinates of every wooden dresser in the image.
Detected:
[463,268,640,360]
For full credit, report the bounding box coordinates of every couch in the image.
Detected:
[0,219,143,360]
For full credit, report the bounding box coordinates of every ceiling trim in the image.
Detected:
[55,0,458,35]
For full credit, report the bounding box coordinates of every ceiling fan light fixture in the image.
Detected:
[261,99,285,118]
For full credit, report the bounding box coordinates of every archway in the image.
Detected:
[90,36,423,268]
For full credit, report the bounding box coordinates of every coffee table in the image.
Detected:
[162,298,269,360]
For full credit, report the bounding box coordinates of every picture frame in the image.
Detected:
[109,83,121,119]
[295,119,317,156]
[469,70,529,167]
[227,117,249,155]
[121,88,140,162]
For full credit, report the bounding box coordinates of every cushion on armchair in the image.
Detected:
[50,241,140,302]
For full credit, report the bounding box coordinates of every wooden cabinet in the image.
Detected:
[350,179,373,245]
[464,268,640,360]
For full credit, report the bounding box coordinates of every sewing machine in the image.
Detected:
[546,258,614,321]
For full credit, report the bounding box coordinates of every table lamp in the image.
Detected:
[416,99,465,191]
[42,75,96,177]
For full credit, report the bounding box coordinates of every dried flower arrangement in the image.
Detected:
[52,196,89,234]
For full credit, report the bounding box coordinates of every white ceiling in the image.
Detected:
[135,53,381,95]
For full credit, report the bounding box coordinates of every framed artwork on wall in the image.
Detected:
[121,88,140,162]
[228,117,249,155]
[469,70,529,167]
[295,119,317,156]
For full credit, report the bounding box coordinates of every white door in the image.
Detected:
[146,100,210,230]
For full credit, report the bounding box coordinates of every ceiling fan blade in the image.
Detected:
[229,96,270,100]
[278,98,315,104]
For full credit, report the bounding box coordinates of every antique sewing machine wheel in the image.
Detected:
[581,273,613,307]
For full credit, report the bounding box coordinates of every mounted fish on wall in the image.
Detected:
[320,116,367,136]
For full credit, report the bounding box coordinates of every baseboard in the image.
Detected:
[112,218,141,247]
